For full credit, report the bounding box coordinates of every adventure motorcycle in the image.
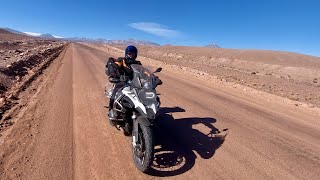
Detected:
[105,64,162,173]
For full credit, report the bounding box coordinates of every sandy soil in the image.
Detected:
[0,43,319,179]
[110,44,320,108]
[0,29,67,124]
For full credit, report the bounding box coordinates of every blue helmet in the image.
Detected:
[125,45,138,64]
[125,45,138,56]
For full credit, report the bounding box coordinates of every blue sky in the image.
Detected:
[1,0,319,57]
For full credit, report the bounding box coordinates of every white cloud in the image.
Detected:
[24,32,41,36]
[129,22,182,38]
[53,35,64,38]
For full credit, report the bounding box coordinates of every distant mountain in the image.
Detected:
[0,28,37,41]
[39,33,55,38]
[2,27,64,39]
[106,38,160,46]
[63,37,105,43]
[2,28,26,35]
[205,43,221,48]
[3,27,159,45]
[63,37,91,41]
[66,37,160,46]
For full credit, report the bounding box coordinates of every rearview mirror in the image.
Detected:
[154,67,162,73]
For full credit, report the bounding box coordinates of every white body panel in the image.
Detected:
[122,87,147,114]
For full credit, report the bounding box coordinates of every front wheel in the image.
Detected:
[132,121,154,173]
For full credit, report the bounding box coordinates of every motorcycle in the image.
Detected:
[105,64,162,173]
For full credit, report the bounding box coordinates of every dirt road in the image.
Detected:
[1,43,319,179]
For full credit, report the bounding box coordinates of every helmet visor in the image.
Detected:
[127,52,137,59]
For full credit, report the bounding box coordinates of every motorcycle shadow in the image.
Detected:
[149,107,228,177]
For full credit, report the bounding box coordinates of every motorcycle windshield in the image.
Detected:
[131,64,156,89]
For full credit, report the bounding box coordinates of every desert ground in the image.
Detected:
[112,44,320,108]
[0,29,320,179]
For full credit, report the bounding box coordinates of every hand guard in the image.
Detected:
[155,76,163,86]
[120,75,130,82]
[109,77,120,83]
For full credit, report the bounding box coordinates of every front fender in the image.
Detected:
[136,116,152,127]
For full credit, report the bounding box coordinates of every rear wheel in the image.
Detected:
[132,121,154,173]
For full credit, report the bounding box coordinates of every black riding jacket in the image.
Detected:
[106,57,141,83]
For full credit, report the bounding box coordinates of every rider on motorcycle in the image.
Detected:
[106,45,141,121]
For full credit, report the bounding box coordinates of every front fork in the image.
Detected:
[132,112,138,147]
